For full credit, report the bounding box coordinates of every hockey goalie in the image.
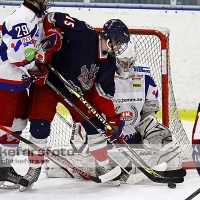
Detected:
[44,37,182,181]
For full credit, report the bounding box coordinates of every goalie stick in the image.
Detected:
[70,130,184,183]
[45,65,185,184]
[70,139,171,184]
[185,188,200,200]
[109,154,168,184]
[0,125,121,184]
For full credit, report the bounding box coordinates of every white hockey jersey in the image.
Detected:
[113,63,159,143]
[0,3,45,92]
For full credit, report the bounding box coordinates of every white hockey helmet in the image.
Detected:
[116,37,137,78]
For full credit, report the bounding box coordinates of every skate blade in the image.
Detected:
[0,181,20,189]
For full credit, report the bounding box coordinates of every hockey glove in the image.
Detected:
[29,63,48,86]
[41,28,63,63]
[42,28,63,51]
[106,115,125,143]
[135,115,172,151]
[192,144,200,176]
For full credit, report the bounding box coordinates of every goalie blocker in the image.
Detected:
[44,119,182,180]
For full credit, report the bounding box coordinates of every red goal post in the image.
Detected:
[0,25,194,169]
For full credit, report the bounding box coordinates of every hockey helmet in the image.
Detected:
[102,19,130,56]
[116,37,137,79]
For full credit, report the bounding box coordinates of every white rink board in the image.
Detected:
[0,6,200,110]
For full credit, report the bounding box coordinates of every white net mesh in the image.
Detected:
[128,27,192,162]
[20,104,73,151]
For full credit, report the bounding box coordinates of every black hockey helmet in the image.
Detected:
[102,19,130,56]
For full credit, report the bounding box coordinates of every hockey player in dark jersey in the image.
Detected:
[18,12,130,191]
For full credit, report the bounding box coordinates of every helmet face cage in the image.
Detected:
[45,0,54,10]
[102,19,130,56]
[113,42,128,56]
[35,0,54,11]
[116,37,137,78]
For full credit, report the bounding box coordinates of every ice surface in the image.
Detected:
[1,121,199,200]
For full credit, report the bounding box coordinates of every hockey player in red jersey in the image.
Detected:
[0,0,53,189]
[18,12,130,191]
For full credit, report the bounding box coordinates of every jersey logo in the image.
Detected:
[120,111,133,120]
[132,82,141,88]
[120,106,138,125]
[152,89,159,98]
[134,66,150,73]
[68,80,83,95]
[11,40,22,52]
[78,64,99,91]
[22,35,32,43]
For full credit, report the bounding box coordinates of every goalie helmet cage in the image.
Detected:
[0,25,194,169]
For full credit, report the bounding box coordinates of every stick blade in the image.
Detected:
[126,162,167,185]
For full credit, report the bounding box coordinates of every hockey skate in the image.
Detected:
[95,161,120,186]
[0,165,22,189]
[19,167,41,192]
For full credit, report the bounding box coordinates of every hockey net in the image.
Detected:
[0,25,194,168]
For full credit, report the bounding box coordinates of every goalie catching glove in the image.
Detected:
[29,63,48,86]
[135,115,172,151]
[106,115,125,143]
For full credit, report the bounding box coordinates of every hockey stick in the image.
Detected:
[68,121,168,184]
[60,115,137,181]
[45,75,185,183]
[59,112,184,184]
[0,125,121,184]
[57,114,133,180]
[108,154,168,184]
[47,63,186,182]
[185,188,200,200]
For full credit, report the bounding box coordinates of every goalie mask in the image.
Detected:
[102,19,130,56]
[116,37,137,79]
